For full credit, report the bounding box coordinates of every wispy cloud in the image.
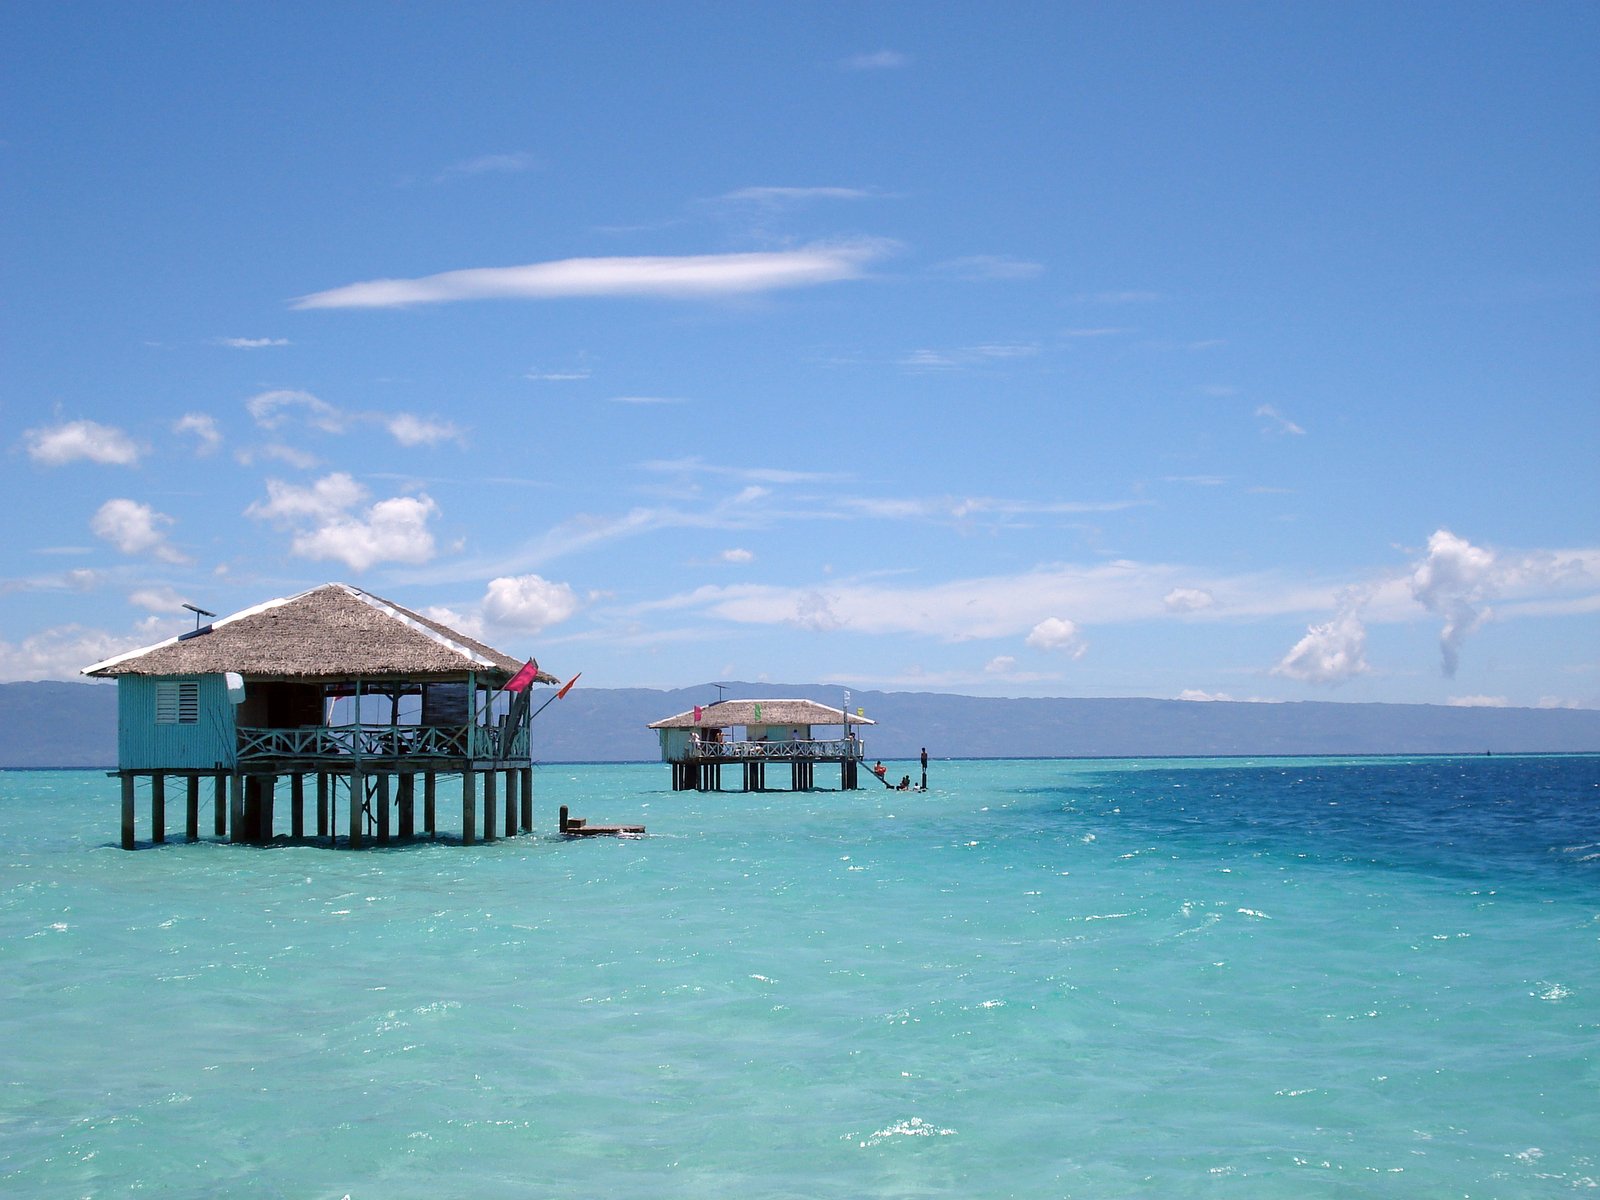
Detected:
[841,50,910,70]
[434,151,536,183]
[714,186,879,206]
[173,413,222,456]
[213,336,289,349]
[245,389,345,433]
[930,255,1045,281]
[610,395,687,406]
[898,342,1042,371]
[1255,404,1306,436]
[293,241,891,310]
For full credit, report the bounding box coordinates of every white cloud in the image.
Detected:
[422,604,486,642]
[25,419,142,467]
[483,574,580,633]
[1026,617,1087,658]
[899,343,1041,371]
[1255,404,1307,436]
[0,623,157,682]
[173,412,222,455]
[525,367,592,382]
[214,336,289,349]
[246,473,439,571]
[1448,695,1509,707]
[387,413,465,447]
[247,473,368,523]
[292,242,889,309]
[129,586,186,612]
[1272,604,1369,685]
[1178,690,1235,702]
[1164,587,1216,613]
[245,389,344,433]
[985,655,1017,674]
[1408,529,1496,677]
[90,499,186,563]
[721,548,754,564]
[290,495,439,571]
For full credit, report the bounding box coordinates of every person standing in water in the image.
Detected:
[920,747,929,790]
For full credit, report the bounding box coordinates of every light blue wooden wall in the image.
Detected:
[117,674,237,770]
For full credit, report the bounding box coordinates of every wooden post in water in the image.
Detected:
[520,767,533,832]
[398,773,415,839]
[424,773,437,836]
[151,772,166,844]
[258,774,276,843]
[213,774,227,837]
[348,768,364,849]
[483,770,497,843]
[186,775,200,841]
[504,771,516,838]
[376,773,391,845]
[121,773,136,850]
[462,771,476,846]
[316,773,329,838]
[291,773,305,840]
[229,773,245,844]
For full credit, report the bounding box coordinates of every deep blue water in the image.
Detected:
[1,755,1596,1197]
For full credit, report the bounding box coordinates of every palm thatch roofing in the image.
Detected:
[647,699,873,730]
[82,582,560,685]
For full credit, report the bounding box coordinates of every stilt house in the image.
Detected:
[83,582,557,849]
[648,698,872,791]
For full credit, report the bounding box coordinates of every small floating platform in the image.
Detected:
[559,806,645,837]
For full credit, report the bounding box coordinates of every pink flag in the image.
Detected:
[505,659,539,692]
[693,705,703,723]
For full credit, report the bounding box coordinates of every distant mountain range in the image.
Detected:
[5,680,1595,769]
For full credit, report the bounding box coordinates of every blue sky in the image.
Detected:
[3,2,1596,708]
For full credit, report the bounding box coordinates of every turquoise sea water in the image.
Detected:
[2,755,1596,1198]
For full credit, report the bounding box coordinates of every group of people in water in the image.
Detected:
[872,747,929,791]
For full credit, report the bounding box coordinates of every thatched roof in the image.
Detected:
[648,698,873,730]
[82,583,560,684]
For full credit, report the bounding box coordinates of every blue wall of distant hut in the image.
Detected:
[117,674,237,770]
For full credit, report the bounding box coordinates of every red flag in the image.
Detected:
[693,704,703,723]
[505,659,539,692]
[555,672,581,699]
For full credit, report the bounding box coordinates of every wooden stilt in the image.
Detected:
[424,773,437,835]
[504,771,516,838]
[398,773,415,839]
[121,773,136,850]
[483,770,497,842]
[151,772,166,844]
[462,771,476,846]
[317,773,329,838]
[230,773,245,844]
[376,773,391,845]
[186,775,200,841]
[520,767,533,832]
[259,774,276,842]
[291,773,305,839]
[213,774,227,837]
[348,768,364,849]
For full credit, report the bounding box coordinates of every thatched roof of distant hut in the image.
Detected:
[647,699,873,730]
[82,582,559,684]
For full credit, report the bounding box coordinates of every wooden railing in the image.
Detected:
[237,723,528,763]
[686,737,864,762]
